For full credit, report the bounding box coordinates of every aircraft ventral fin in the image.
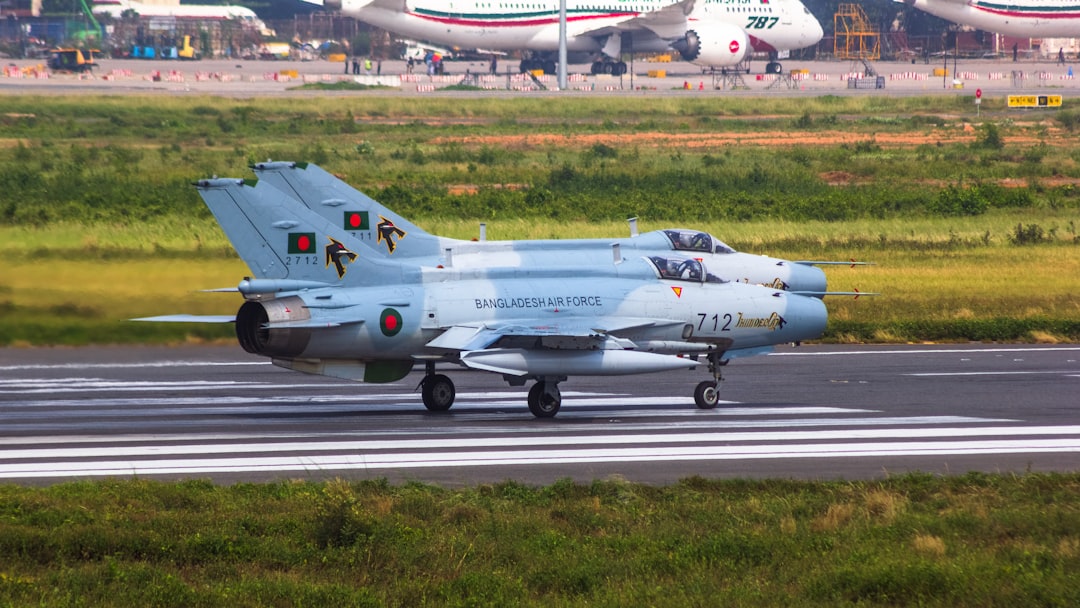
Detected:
[425,325,501,351]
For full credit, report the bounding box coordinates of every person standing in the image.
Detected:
[490,55,497,74]
[1058,48,1066,65]
[1012,43,1018,62]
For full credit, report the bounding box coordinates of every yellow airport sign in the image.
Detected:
[1008,95,1063,108]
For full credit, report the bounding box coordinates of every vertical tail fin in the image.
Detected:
[196,177,401,285]
[251,161,445,258]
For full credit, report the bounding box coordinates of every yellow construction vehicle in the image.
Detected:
[178,35,200,60]
[48,48,99,73]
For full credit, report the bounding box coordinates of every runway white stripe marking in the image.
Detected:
[771,347,1080,356]
[2,438,1079,478]
[0,379,402,394]
[0,361,268,371]
[908,371,1079,377]
[0,425,1068,462]
[0,416,994,446]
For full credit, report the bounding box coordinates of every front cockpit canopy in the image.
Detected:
[662,229,736,255]
[647,255,727,284]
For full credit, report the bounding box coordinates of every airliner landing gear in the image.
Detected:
[527,380,562,418]
[420,364,455,412]
[590,60,627,76]
[765,61,783,74]
[694,352,727,409]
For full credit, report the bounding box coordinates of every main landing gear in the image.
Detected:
[419,364,566,418]
[419,363,455,412]
[527,380,562,418]
[693,352,728,409]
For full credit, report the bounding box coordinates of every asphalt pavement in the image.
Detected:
[2,343,1078,485]
[3,56,1078,97]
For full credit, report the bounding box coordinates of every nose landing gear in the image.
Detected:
[694,352,727,409]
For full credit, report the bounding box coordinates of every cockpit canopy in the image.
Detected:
[647,255,727,284]
[662,229,736,255]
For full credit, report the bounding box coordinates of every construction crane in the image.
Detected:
[77,0,105,42]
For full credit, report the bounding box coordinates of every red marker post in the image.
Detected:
[975,88,982,117]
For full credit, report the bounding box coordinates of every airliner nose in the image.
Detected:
[806,14,824,46]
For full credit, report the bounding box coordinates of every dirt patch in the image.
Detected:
[446,183,528,195]
[432,127,1067,149]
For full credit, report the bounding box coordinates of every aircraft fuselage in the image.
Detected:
[903,0,1080,37]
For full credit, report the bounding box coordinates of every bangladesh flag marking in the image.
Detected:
[288,232,316,254]
[344,211,369,230]
[380,308,403,337]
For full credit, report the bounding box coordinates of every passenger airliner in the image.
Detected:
[92,0,274,36]
[308,0,824,75]
[900,0,1080,37]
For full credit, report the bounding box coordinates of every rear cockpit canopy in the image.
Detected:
[662,229,736,255]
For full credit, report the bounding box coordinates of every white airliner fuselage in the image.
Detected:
[322,0,823,74]
[902,0,1080,37]
[93,0,272,33]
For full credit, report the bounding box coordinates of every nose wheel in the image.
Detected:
[694,351,727,409]
[527,381,562,418]
[694,380,719,409]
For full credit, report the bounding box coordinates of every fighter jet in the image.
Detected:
[138,177,828,417]
[252,161,868,298]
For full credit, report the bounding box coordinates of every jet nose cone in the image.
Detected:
[789,263,827,297]
[785,294,828,342]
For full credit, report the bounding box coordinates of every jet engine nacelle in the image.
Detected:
[675,26,750,68]
[235,296,312,358]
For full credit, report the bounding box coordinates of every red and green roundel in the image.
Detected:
[288,232,316,254]
[344,211,369,231]
[380,308,403,337]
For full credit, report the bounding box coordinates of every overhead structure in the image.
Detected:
[833,3,880,61]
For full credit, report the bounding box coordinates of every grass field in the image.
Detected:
[2,208,1077,345]
[0,474,1078,607]
[1,94,1079,606]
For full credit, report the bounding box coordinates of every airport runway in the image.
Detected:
[2,56,1078,97]
[1,344,1078,485]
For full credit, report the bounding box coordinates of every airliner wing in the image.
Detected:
[571,0,694,39]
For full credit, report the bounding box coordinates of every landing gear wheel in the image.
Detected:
[694,380,720,409]
[766,61,782,74]
[421,374,455,411]
[527,381,562,418]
